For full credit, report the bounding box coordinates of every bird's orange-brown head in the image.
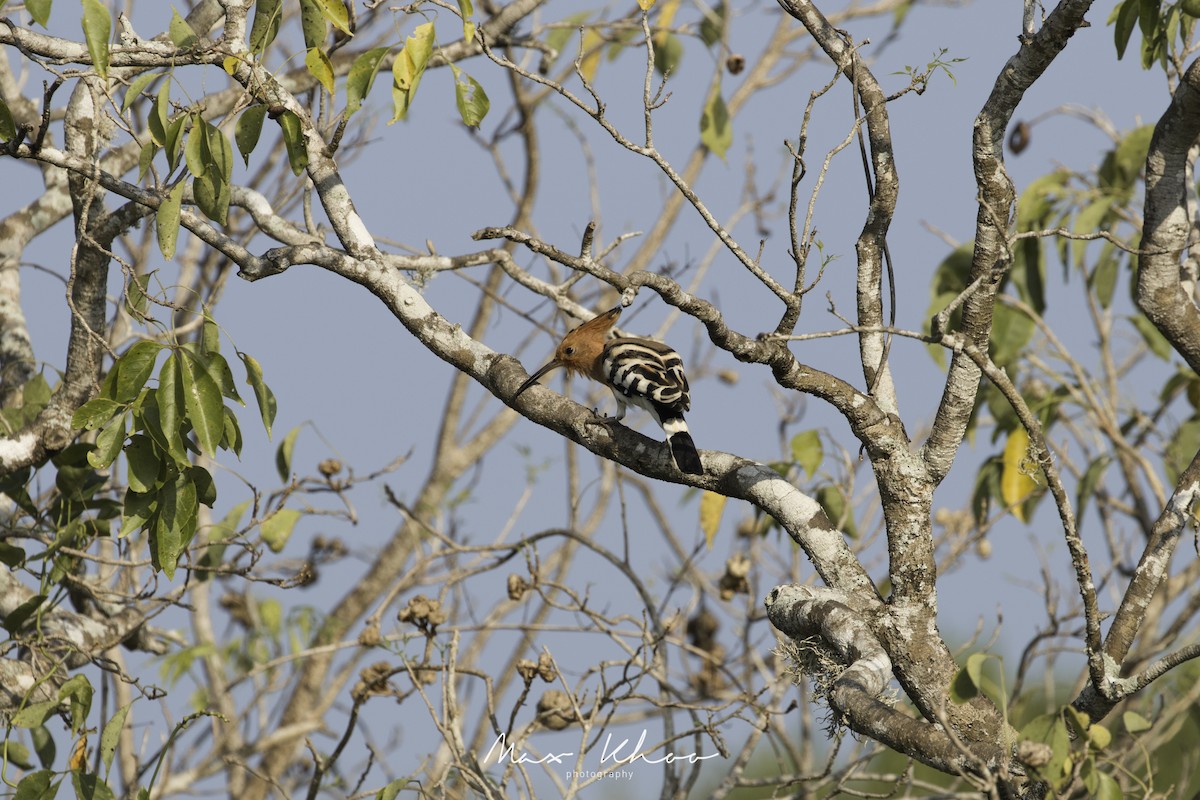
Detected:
[514,306,622,399]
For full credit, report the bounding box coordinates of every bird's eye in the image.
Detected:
[563,346,576,356]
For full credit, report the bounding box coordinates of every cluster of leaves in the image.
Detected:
[262,0,491,130]
[1111,0,1198,70]
[160,599,320,711]
[69,316,276,578]
[6,672,137,800]
[949,654,1151,799]
[130,75,240,257]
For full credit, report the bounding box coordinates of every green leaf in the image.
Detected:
[193,169,229,226]
[1072,197,1114,266]
[26,0,51,27]
[169,7,198,47]
[202,352,242,406]
[213,500,250,540]
[58,674,93,734]
[276,425,300,481]
[120,488,156,538]
[653,33,683,76]
[700,2,725,46]
[1017,171,1069,231]
[1020,712,1072,790]
[314,0,352,35]
[699,490,725,548]
[117,340,162,402]
[156,181,185,260]
[544,13,590,67]
[0,540,25,567]
[239,351,276,438]
[1122,710,1152,733]
[164,114,186,173]
[125,434,161,493]
[138,141,156,182]
[235,105,267,166]
[149,80,171,147]
[154,471,198,578]
[201,317,220,356]
[390,23,435,123]
[1138,0,1159,37]
[100,702,132,774]
[11,699,59,729]
[953,652,1002,707]
[700,82,732,159]
[184,116,205,176]
[450,64,489,127]
[1075,455,1110,529]
[1090,244,1119,309]
[72,398,123,431]
[24,373,52,407]
[989,300,1034,367]
[70,771,115,800]
[1144,14,1166,69]
[81,0,111,79]
[2,740,34,770]
[4,593,46,636]
[457,0,475,41]
[1095,771,1123,800]
[88,413,127,469]
[789,430,822,478]
[31,725,55,769]
[123,72,163,113]
[345,47,388,118]
[1100,125,1154,197]
[178,350,225,457]
[949,663,978,703]
[278,110,308,176]
[816,484,857,538]
[188,465,216,507]
[190,120,232,225]
[248,0,282,55]
[125,271,152,321]
[14,770,57,800]
[1087,722,1112,750]
[1114,0,1139,59]
[256,598,282,639]
[1165,417,1200,481]
[197,499,249,580]
[375,779,406,800]
[261,508,302,552]
[306,47,335,95]
[299,0,326,49]
[0,95,15,142]
[1130,314,1173,360]
[156,353,188,464]
[221,406,242,456]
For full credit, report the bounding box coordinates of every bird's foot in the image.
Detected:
[587,409,622,427]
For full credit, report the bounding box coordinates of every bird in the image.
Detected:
[513,306,704,475]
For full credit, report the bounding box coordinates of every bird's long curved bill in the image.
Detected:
[514,361,563,399]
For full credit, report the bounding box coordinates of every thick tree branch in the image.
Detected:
[767,584,1001,774]
[922,0,1096,485]
[1138,57,1200,373]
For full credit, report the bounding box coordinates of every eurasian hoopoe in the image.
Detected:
[514,306,704,475]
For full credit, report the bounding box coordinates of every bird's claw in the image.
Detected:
[587,409,620,427]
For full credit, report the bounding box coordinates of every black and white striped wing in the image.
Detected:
[602,338,691,417]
